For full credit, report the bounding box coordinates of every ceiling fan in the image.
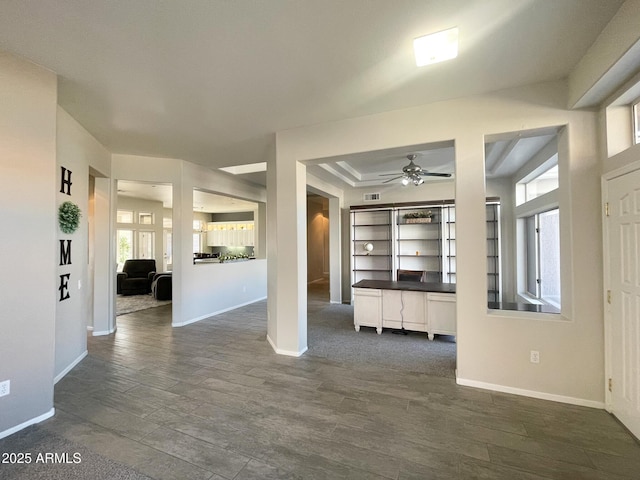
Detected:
[380,154,452,186]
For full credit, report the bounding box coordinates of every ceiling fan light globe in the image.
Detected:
[401,177,410,186]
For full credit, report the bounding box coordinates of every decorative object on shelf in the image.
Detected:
[379,154,452,186]
[403,211,433,223]
[218,252,250,263]
[363,242,374,255]
[58,201,82,234]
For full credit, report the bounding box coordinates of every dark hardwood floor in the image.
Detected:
[9,285,640,479]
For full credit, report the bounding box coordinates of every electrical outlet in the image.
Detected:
[0,380,10,397]
[530,350,540,364]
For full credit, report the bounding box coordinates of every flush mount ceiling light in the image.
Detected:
[413,27,458,67]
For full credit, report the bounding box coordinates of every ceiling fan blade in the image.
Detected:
[378,173,404,176]
[382,176,403,183]
[420,172,452,177]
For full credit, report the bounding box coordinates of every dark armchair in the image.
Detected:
[117,259,156,295]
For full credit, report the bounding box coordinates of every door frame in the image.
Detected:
[602,159,640,413]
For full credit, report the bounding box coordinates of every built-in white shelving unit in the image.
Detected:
[350,200,500,301]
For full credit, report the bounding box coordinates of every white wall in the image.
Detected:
[0,51,57,437]
[54,107,111,379]
[271,80,605,406]
[178,259,267,326]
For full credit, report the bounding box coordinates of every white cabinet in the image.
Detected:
[426,293,456,340]
[382,290,427,332]
[353,286,455,339]
[353,288,382,334]
[207,221,255,246]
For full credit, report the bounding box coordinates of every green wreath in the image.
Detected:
[58,201,82,234]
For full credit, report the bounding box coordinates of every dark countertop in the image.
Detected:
[488,302,560,314]
[352,281,560,314]
[352,280,456,294]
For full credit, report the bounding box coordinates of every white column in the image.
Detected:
[92,176,115,335]
[329,197,342,304]
[454,134,487,380]
[256,203,267,259]
[266,146,308,356]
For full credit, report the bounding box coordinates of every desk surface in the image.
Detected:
[352,280,456,294]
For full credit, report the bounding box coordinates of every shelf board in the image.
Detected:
[353,254,390,257]
[353,239,391,242]
[397,254,440,258]
[353,269,392,272]
[397,238,440,241]
[353,223,392,227]
[398,222,441,226]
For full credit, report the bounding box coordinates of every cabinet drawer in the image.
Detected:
[427,293,456,336]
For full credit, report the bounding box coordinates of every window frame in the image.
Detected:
[519,207,561,309]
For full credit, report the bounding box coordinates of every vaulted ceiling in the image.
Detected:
[0,0,623,188]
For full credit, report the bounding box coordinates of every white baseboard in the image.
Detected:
[173,296,267,327]
[92,326,116,336]
[266,334,308,357]
[0,408,55,440]
[54,351,88,384]
[86,326,93,332]
[456,377,605,409]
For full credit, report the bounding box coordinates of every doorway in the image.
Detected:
[115,181,173,318]
[307,194,330,304]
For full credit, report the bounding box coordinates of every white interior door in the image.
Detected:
[607,168,640,439]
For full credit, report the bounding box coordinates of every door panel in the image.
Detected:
[608,169,640,439]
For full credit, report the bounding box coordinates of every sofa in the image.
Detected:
[117,259,156,295]
[151,272,172,300]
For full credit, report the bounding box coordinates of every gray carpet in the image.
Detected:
[307,282,456,378]
[0,425,152,480]
[116,294,171,316]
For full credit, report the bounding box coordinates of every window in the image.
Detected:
[116,229,133,271]
[138,231,154,259]
[117,210,133,223]
[193,233,202,253]
[164,231,172,268]
[139,212,154,225]
[516,163,558,205]
[523,209,560,308]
